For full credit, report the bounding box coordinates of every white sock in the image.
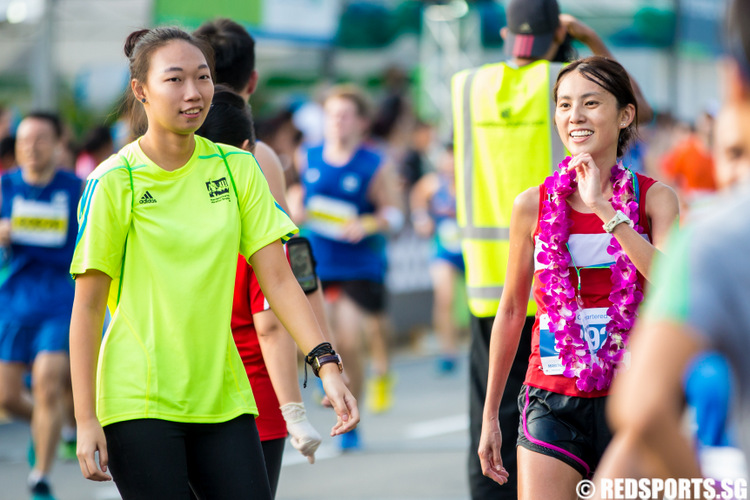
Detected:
[27,469,46,486]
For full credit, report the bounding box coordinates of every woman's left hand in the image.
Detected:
[319,364,360,436]
[569,153,607,210]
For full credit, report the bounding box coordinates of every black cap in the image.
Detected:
[504,0,560,59]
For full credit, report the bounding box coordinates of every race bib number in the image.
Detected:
[10,193,69,247]
[539,307,610,376]
[305,195,358,241]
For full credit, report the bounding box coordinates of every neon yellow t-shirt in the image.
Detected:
[71,135,298,426]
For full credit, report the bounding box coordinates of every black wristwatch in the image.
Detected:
[310,353,343,377]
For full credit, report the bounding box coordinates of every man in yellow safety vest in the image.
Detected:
[452,0,652,497]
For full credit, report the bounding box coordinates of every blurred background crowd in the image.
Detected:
[0,0,729,338]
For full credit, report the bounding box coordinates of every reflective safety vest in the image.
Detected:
[452,60,565,318]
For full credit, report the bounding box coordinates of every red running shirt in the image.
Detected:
[525,173,656,398]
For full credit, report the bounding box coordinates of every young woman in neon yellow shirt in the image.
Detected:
[69,27,358,499]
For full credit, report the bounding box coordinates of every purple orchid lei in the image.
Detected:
[537,156,644,392]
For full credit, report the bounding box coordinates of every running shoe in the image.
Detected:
[339,428,361,452]
[436,356,458,375]
[366,373,395,414]
[29,477,57,500]
[58,439,77,462]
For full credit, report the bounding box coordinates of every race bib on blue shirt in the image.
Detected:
[305,195,358,241]
[10,192,70,248]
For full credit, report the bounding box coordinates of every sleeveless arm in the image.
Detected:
[478,186,537,484]
[643,182,680,252]
[483,186,538,418]
[365,159,404,233]
[605,181,678,280]
[409,172,439,237]
[338,159,403,243]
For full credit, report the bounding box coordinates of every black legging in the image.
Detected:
[104,414,272,500]
[261,438,286,498]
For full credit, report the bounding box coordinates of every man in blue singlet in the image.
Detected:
[0,112,83,500]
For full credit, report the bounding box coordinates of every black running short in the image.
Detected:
[516,384,612,478]
[321,280,386,314]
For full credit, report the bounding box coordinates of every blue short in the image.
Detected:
[433,247,465,273]
[0,318,70,364]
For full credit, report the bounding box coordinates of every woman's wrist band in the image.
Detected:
[303,342,343,387]
[310,353,343,377]
[305,342,335,363]
[603,210,633,233]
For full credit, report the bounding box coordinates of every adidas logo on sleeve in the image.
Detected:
[139,191,157,205]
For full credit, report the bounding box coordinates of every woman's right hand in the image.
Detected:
[478,416,509,485]
[319,364,360,436]
[76,417,112,482]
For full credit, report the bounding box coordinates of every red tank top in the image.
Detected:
[525,173,657,398]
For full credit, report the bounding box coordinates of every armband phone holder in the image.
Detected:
[287,237,318,294]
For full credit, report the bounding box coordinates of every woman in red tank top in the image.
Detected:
[478,56,679,499]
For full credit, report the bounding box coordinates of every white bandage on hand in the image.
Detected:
[280,402,322,464]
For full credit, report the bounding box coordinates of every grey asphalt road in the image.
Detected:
[0,344,472,500]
